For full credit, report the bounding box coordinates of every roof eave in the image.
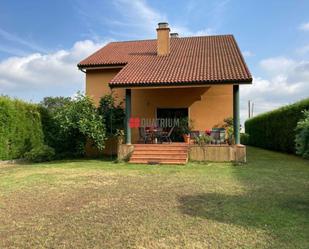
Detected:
[109,78,253,88]
[77,63,127,70]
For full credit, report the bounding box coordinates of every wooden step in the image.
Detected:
[131,154,187,160]
[133,150,187,155]
[134,144,188,148]
[129,143,189,165]
[134,148,188,153]
[129,158,187,165]
[133,146,188,151]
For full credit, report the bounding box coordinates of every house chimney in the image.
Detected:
[157,22,170,56]
[170,32,179,38]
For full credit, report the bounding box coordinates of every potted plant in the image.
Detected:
[115,129,125,145]
[222,117,235,145]
[195,133,213,146]
[179,118,193,144]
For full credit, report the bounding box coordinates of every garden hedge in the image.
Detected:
[0,96,44,160]
[245,98,309,153]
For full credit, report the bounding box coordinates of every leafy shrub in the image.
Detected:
[39,94,107,158]
[240,133,250,145]
[0,96,44,160]
[24,145,55,163]
[295,110,309,159]
[115,129,125,145]
[1,94,107,160]
[39,97,76,157]
[245,98,309,153]
[174,117,193,142]
[222,117,234,145]
[195,134,213,145]
[54,93,106,155]
[214,117,239,145]
[98,95,125,137]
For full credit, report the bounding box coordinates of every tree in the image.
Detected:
[55,93,106,154]
[40,96,71,112]
[39,93,106,157]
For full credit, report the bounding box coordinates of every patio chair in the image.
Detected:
[210,128,226,144]
[160,126,175,143]
[219,129,226,144]
[153,127,164,143]
[138,127,152,144]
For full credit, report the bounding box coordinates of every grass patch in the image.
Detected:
[0,147,308,248]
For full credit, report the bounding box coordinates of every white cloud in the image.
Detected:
[297,44,309,55]
[193,29,214,36]
[0,44,28,57]
[259,57,295,75]
[0,27,48,55]
[299,22,309,31]
[0,40,107,102]
[240,57,309,126]
[111,0,213,38]
[111,0,165,37]
[242,50,255,57]
[173,26,214,37]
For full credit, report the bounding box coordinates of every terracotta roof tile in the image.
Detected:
[78,35,252,87]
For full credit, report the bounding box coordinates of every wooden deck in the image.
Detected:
[121,143,246,164]
[129,143,189,165]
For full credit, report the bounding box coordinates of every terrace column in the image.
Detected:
[233,85,240,144]
[125,89,132,144]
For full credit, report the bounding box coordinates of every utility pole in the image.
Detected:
[248,100,254,118]
[251,102,254,117]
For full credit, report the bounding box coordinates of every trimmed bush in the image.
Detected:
[24,145,55,163]
[1,94,107,160]
[245,98,309,153]
[240,133,250,145]
[0,96,44,160]
[295,110,309,159]
[39,97,76,158]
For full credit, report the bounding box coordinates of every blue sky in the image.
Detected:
[0,0,309,122]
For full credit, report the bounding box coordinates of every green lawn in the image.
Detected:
[0,147,308,249]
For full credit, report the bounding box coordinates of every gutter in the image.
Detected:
[77,63,126,72]
[109,78,253,89]
[78,67,86,73]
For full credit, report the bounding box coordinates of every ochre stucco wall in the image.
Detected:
[85,69,125,106]
[85,68,125,156]
[130,86,233,143]
[85,69,233,145]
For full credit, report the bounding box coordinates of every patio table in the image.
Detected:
[145,128,167,143]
